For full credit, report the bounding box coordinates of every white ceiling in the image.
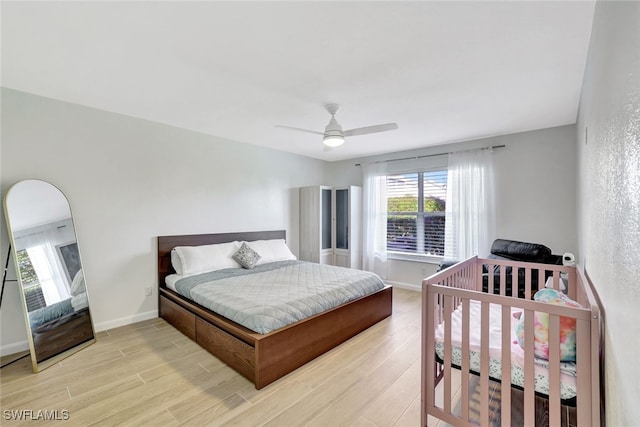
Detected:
[6,180,71,232]
[1,1,595,162]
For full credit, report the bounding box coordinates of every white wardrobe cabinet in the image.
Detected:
[299,186,362,269]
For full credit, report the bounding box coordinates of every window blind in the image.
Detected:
[387,171,447,256]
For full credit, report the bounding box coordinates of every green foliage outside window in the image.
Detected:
[388,196,445,213]
[388,195,417,212]
[16,249,39,285]
[424,197,445,212]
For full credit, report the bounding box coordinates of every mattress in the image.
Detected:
[434,300,577,399]
[166,260,386,334]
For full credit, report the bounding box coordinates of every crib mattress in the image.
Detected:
[434,300,577,399]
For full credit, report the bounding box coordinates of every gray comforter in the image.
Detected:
[28,298,74,328]
[174,260,385,334]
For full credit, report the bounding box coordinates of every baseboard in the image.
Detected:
[386,281,421,292]
[1,340,29,357]
[93,310,158,332]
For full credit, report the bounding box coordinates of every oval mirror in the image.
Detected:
[3,180,95,372]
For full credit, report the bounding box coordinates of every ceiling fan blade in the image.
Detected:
[275,125,324,136]
[343,123,398,137]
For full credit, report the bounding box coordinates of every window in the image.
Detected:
[386,170,447,256]
[16,249,38,285]
[16,249,47,311]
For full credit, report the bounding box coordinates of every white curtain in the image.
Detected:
[444,148,496,260]
[362,161,388,278]
[18,231,71,306]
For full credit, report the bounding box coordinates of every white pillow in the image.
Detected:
[171,241,241,276]
[245,239,296,265]
[70,269,86,296]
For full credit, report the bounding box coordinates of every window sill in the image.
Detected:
[387,251,443,265]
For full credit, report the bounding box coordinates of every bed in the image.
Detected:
[31,307,93,362]
[422,256,603,426]
[28,274,93,364]
[157,230,392,389]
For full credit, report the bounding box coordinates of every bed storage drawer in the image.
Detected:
[195,317,256,383]
[159,296,196,340]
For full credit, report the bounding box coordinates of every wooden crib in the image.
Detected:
[421,257,603,426]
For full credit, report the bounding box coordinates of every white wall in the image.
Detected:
[1,89,326,354]
[1,88,582,355]
[576,1,640,424]
[327,125,578,288]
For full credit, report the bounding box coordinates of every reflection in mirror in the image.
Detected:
[4,180,95,372]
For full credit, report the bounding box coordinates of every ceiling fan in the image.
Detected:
[276,104,398,148]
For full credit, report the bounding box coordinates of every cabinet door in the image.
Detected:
[349,186,362,269]
[321,188,332,250]
[333,250,350,267]
[335,188,349,249]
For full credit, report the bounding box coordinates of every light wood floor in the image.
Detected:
[1,287,443,427]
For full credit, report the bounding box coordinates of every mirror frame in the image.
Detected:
[3,180,95,372]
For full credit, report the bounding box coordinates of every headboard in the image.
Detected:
[157,230,286,287]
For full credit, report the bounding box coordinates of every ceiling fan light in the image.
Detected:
[323,135,345,147]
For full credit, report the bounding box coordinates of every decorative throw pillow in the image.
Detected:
[233,242,262,269]
[515,288,582,362]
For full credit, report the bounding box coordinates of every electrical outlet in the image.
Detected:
[145,286,152,296]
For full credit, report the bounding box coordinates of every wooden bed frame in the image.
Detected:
[157,230,392,389]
